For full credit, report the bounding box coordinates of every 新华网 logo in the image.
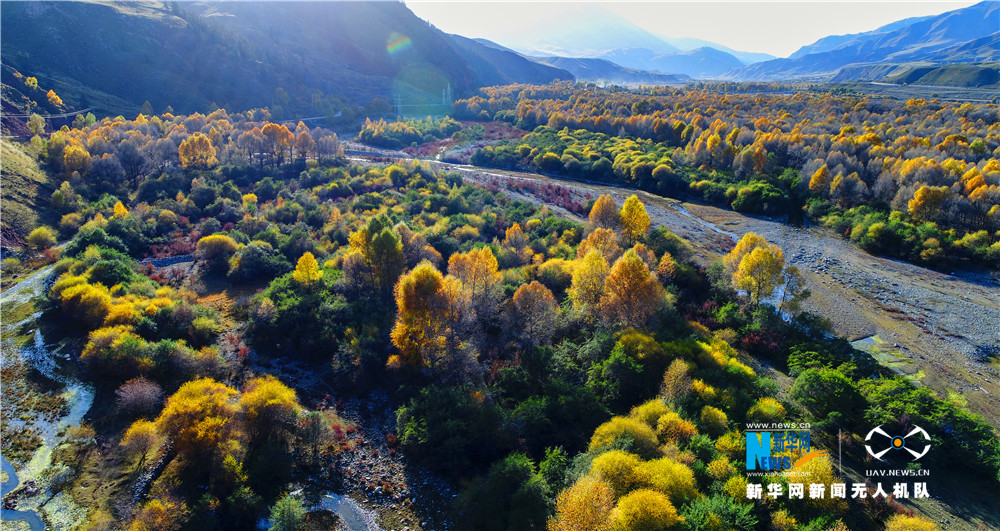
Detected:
[746,431,810,471]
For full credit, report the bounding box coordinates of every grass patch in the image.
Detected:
[0,139,53,242]
[946,388,969,408]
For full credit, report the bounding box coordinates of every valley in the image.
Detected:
[347,144,1000,429]
[2,1,999,530]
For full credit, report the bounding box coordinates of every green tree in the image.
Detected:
[454,453,549,531]
[790,368,865,420]
[268,494,305,531]
[27,113,45,136]
[345,213,404,298]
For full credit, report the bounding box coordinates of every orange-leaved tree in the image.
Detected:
[390,261,473,377]
[600,249,665,328]
[588,194,620,231]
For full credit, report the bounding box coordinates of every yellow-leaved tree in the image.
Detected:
[292,252,322,287]
[734,245,784,307]
[548,476,615,531]
[568,249,609,320]
[448,246,503,322]
[63,144,91,176]
[611,489,682,529]
[808,164,832,196]
[46,89,63,107]
[577,228,623,264]
[154,378,239,459]
[239,375,299,441]
[908,185,949,221]
[178,132,218,169]
[724,232,785,307]
[619,195,650,244]
[121,419,158,466]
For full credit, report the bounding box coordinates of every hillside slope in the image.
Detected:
[529,56,693,85]
[0,1,571,117]
[446,35,573,86]
[595,47,745,79]
[0,140,53,246]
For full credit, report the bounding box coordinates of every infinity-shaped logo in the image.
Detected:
[864,424,931,461]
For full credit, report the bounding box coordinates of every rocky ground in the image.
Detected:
[329,392,456,531]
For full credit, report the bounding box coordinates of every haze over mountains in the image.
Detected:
[489,6,777,79]
[728,0,999,81]
[1,0,996,120]
[491,1,998,83]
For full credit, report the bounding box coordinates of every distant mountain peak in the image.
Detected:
[728,0,1000,81]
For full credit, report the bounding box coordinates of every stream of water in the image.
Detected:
[2,267,95,530]
[315,493,381,531]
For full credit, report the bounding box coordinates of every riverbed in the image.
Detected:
[1,267,95,529]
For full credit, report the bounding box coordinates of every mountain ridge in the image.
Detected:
[729,0,999,80]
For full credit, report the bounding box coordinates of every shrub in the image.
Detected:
[590,450,643,497]
[656,411,698,443]
[268,494,305,531]
[116,377,165,416]
[26,226,58,250]
[885,514,938,531]
[589,417,659,457]
[706,456,736,481]
[549,476,614,531]
[610,489,682,530]
[680,493,756,530]
[700,406,729,436]
[790,368,864,420]
[629,399,671,429]
[196,234,239,273]
[746,397,786,423]
[635,457,699,504]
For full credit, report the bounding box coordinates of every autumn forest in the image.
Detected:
[2,2,999,531]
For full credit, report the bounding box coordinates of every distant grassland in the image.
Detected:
[1,139,52,244]
[885,62,1000,89]
[827,79,1000,103]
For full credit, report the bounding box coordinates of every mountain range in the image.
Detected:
[486,6,775,78]
[1,0,996,121]
[727,1,999,80]
[0,1,570,117]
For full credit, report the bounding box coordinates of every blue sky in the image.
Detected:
[406,1,981,57]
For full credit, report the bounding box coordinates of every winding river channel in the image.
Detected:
[1,267,94,530]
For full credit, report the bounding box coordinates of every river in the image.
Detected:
[1,266,95,530]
